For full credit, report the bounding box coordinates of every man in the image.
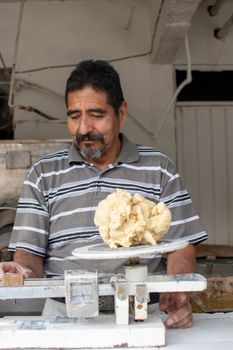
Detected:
[0,59,207,328]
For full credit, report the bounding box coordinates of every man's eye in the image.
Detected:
[69,114,80,119]
[90,113,104,119]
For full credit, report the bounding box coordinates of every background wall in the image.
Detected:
[174,0,233,244]
[0,0,176,159]
[1,0,233,245]
[175,0,233,69]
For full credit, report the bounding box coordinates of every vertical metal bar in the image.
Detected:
[8,0,25,109]
[0,51,6,69]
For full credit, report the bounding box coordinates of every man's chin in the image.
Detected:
[79,147,106,160]
[80,140,95,147]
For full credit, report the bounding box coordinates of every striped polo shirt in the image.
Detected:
[9,134,207,276]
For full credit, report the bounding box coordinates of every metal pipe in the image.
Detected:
[15,79,64,102]
[0,51,6,69]
[208,0,226,17]
[18,105,58,121]
[0,207,17,211]
[6,1,60,123]
[8,0,25,109]
[214,13,233,39]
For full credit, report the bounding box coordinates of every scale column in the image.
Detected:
[111,275,129,325]
[124,264,149,321]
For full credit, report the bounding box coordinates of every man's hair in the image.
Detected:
[65,59,125,115]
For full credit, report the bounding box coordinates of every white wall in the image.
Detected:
[175,0,233,69]
[1,0,233,244]
[0,0,176,159]
[174,0,233,244]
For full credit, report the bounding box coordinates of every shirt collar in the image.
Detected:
[117,134,139,163]
[68,143,84,164]
[68,133,139,165]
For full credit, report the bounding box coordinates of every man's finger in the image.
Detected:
[159,293,170,311]
[175,293,189,307]
[0,262,33,278]
[165,302,192,328]
[165,314,192,328]
[165,310,192,328]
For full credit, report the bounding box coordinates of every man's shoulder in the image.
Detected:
[137,144,162,154]
[28,147,71,177]
[35,147,70,165]
[136,144,172,163]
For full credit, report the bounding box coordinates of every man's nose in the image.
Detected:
[78,115,93,134]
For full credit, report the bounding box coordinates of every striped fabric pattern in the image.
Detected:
[9,134,207,276]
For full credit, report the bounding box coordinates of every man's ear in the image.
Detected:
[118,101,128,127]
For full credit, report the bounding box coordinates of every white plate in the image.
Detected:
[71,239,188,260]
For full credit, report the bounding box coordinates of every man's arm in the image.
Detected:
[166,243,196,274]
[159,244,196,328]
[0,249,44,278]
[14,249,44,277]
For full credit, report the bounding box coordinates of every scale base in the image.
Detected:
[0,313,166,348]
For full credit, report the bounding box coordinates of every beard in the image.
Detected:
[75,132,106,159]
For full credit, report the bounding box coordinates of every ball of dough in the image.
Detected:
[94,189,172,248]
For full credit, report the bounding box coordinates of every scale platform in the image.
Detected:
[71,238,189,259]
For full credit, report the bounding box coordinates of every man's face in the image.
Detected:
[67,86,127,162]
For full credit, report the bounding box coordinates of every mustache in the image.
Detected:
[76,132,104,143]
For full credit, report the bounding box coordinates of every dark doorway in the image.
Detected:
[0,69,14,139]
[176,70,233,101]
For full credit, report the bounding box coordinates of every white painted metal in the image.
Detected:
[0,273,207,299]
[124,264,148,282]
[176,102,233,245]
[0,265,207,349]
[0,270,206,339]
[114,278,129,325]
[3,312,233,349]
[134,284,148,320]
[64,270,99,318]
[71,239,188,259]
[0,313,166,348]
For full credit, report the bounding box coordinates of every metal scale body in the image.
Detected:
[0,239,207,349]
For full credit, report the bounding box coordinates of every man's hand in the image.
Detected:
[0,261,34,278]
[161,244,196,328]
[159,292,192,328]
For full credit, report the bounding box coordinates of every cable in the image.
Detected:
[0,207,17,211]
[15,119,66,124]
[14,52,152,74]
[0,122,13,131]
[153,33,192,140]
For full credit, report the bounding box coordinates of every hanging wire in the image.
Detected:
[153,33,192,140]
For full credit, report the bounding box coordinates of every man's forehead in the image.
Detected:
[68,87,108,101]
